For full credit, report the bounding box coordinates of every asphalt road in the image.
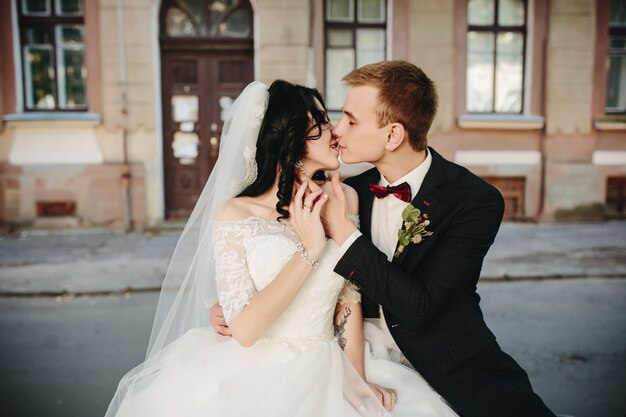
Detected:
[0,278,624,417]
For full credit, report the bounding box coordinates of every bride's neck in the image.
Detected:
[256,179,280,205]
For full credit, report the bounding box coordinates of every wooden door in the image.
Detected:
[161,51,252,218]
[159,0,254,219]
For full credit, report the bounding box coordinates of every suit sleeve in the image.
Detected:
[334,186,504,329]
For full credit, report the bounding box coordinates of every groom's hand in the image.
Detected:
[367,383,397,412]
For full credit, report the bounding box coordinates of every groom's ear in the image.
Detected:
[385,122,407,152]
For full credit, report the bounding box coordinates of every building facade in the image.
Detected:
[0,0,624,230]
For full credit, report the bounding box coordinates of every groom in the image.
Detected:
[322,61,555,417]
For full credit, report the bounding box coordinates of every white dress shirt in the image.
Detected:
[339,149,432,365]
[340,148,432,258]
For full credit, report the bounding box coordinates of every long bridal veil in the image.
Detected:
[105,81,269,416]
[145,81,268,359]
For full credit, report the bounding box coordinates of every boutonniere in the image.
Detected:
[394,204,433,258]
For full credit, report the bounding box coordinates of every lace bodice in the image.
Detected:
[213,216,360,343]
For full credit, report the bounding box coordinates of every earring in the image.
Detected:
[295,160,306,174]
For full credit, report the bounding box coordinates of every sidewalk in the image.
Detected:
[1,222,625,296]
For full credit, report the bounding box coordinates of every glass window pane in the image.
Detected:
[209,0,236,30]
[326,48,355,109]
[610,0,626,25]
[327,0,354,22]
[26,27,53,45]
[219,7,250,37]
[609,37,626,50]
[24,46,56,109]
[59,26,84,45]
[22,0,50,15]
[606,55,626,112]
[495,32,523,113]
[358,0,385,23]
[328,29,353,47]
[356,29,385,67]
[59,48,87,109]
[466,31,494,112]
[166,7,198,37]
[468,0,494,25]
[498,0,525,26]
[55,0,82,16]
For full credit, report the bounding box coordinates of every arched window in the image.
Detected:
[160,0,252,39]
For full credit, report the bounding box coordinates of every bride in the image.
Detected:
[105,80,458,417]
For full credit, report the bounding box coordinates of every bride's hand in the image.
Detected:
[288,180,328,260]
[367,382,397,412]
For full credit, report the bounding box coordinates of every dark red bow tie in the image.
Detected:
[368,182,412,203]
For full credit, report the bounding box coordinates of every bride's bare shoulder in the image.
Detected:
[216,197,256,221]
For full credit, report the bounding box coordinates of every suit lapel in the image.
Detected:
[356,169,380,240]
[394,147,447,265]
[350,168,380,319]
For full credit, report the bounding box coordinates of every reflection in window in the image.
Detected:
[164,0,251,38]
[56,0,82,16]
[19,0,87,110]
[166,7,198,36]
[56,26,86,109]
[325,0,387,110]
[22,0,50,15]
[466,0,526,114]
[606,0,626,113]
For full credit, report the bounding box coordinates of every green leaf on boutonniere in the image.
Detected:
[394,204,433,258]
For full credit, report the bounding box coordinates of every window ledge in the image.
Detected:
[458,114,545,130]
[3,112,101,127]
[594,116,626,131]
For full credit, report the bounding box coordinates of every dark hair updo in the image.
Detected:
[237,80,330,220]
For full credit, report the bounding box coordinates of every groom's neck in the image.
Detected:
[376,148,427,184]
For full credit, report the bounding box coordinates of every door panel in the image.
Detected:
[162,51,253,218]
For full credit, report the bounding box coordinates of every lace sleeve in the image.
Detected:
[213,222,257,323]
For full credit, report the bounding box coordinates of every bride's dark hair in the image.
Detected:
[237,80,330,220]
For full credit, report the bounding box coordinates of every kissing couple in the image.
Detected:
[106,61,555,417]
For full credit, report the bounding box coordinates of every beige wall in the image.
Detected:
[1,0,624,228]
[98,0,161,226]
[0,0,156,229]
[406,0,457,134]
[257,0,311,85]
[542,0,625,217]
[545,0,596,135]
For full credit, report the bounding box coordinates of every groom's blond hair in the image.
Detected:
[342,61,438,151]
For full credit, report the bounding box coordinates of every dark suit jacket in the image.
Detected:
[335,147,553,417]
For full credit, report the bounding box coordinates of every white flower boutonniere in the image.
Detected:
[394,204,433,258]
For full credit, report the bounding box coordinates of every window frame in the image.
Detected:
[159,0,254,40]
[465,0,529,115]
[605,0,626,114]
[17,0,87,112]
[324,0,388,111]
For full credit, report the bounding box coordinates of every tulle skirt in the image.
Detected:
[106,322,458,417]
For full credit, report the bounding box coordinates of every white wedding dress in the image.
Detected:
[110,216,458,417]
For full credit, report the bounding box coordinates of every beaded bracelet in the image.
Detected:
[295,242,320,269]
